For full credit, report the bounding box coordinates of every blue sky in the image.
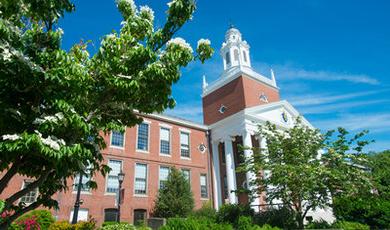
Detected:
[59,0,390,152]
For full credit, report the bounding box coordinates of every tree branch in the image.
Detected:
[0,157,22,194]
[0,200,43,230]
[4,170,52,210]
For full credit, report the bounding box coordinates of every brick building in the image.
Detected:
[0,27,335,225]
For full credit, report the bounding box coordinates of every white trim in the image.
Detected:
[105,159,123,195]
[141,118,152,124]
[159,126,172,156]
[158,165,171,190]
[159,123,172,129]
[179,127,191,133]
[179,131,191,159]
[136,122,150,153]
[202,66,279,97]
[133,162,148,196]
[138,112,208,131]
[109,129,126,150]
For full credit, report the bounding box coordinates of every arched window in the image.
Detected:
[243,50,247,62]
[234,49,239,61]
[225,52,230,65]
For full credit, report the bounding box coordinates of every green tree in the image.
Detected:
[153,167,194,218]
[0,0,213,228]
[240,118,372,229]
[333,150,390,229]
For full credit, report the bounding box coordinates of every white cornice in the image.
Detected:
[136,112,209,131]
[202,66,279,97]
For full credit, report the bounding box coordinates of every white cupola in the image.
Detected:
[220,25,251,71]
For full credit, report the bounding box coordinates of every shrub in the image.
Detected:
[253,208,296,229]
[305,219,332,229]
[48,221,73,230]
[160,217,233,230]
[13,210,55,230]
[74,219,96,230]
[99,223,136,230]
[258,224,280,230]
[332,221,370,230]
[153,168,194,218]
[237,216,261,230]
[190,201,216,221]
[216,204,254,228]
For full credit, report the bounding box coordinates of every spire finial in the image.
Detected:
[202,75,208,90]
[270,69,277,87]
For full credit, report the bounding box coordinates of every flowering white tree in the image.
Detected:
[0,0,213,228]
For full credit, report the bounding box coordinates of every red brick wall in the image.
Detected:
[203,75,280,125]
[0,115,211,226]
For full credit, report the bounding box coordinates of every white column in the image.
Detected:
[224,137,238,204]
[243,130,260,212]
[211,141,223,209]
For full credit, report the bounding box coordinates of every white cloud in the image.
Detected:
[312,113,390,134]
[299,99,388,114]
[251,62,379,85]
[164,101,203,123]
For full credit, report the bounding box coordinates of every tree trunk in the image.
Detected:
[0,159,22,194]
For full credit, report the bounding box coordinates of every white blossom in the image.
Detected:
[57,28,64,35]
[167,37,193,53]
[2,134,21,141]
[116,0,136,13]
[140,5,155,21]
[106,34,116,39]
[33,112,64,125]
[40,135,66,151]
[2,46,12,61]
[197,38,211,47]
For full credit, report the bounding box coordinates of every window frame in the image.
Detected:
[19,180,38,204]
[134,162,148,196]
[69,208,89,222]
[158,165,170,190]
[180,131,191,159]
[110,130,125,149]
[136,121,150,153]
[73,172,91,193]
[104,208,118,222]
[159,126,171,156]
[200,174,208,199]
[181,168,191,184]
[105,159,123,194]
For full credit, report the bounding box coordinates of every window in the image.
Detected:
[104,208,118,222]
[20,181,38,204]
[181,169,190,183]
[225,52,230,64]
[111,131,124,147]
[180,132,190,158]
[159,166,170,190]
[243,50,247,62]
[221,143,226,164]
[234,49,239,61]
[134,209,147,225]
[106,160,122,193]
[137,123,149,151]
[160,127,170,155]
[200,174,208,198]
[224,176,228,199]
[134,163,147,195]
[69,209,88,222]
[73,173,90,192]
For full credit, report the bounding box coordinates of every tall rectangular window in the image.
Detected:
[159,166,170,190]
[73,173,90,192]
[20,181,38,204]
[181,169,190,183]
[106,160,122,193]
[134,163,147,195]
[69,209,89,222]
[111,131,124,147]
[137,123,149,151]
[180,132,190,158]
[160,128,170,155]
[224,175,228,199]
[200,174,208,198]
